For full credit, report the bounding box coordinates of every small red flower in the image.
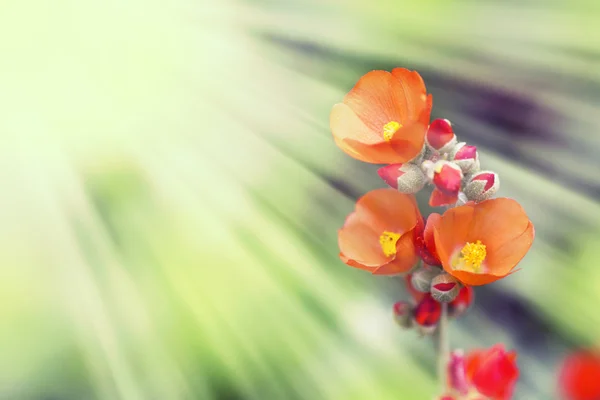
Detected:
[447,346,518,399]
[330,69,433,164]
[338,189,423,275]
[559,349,600,400]
[464,345,519,400]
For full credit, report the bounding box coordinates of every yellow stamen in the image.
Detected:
[383,121,402,141]
[452,240,487,272]
[379,231,401,257]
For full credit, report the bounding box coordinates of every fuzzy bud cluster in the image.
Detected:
[393,264,474,335]
[378,118,500,207]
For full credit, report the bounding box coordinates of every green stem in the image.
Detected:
[438,302,449,393]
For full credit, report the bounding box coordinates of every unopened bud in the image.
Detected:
[411,266,441,293]
[448,286,474,318]
[378,163,426,194]
[393,301,413,329]
[430,274,461,303]
[432,161,463,196]
[448,350,469,396]
[413,294,441,328]
[426,119,457,153]
[449,143,480,174]
[464,171,499,202]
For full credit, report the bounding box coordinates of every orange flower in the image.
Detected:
[430,198,534,286]
[338,189,423,275]
[330,69,433,164]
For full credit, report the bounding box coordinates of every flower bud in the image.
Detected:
[432,161,463,196]
[448,286,474,318]
[410,266,441,293]
[393,301,413,329]
[430,274,461,303]
[448,350,469,396]
[449,143,480,174]
[426,119,457,153]
[413,293,441,328]
[464,171,499,202]
[378,163,426,194]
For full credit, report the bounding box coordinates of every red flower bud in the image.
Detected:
[432,162,463,196]
[392,301,413,329]
[559,349,600,400]
[450,143,480,174]
[431,274,461,303]
[427,119,457,153]
[464,171,499,202]
[413,293,441,327]
[378,163,426,194]
[448,286,474,318]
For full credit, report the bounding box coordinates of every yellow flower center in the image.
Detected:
[383,121,402,141]
[452,240,487,272]
[379,231,401,257]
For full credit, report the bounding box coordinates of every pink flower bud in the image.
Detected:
[464,171,500,202]
[432,161,463,196]
[378,163,427,194]
[448,350,469,396]
[426,119,457,153]
[450,143,480,174]
[393,301,413,328]
[430,274,461,303]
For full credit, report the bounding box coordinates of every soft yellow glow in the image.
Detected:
[383,121,401,141]
[379,231,401,256]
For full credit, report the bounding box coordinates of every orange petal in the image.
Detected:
[485,221,535,276]
[330,103,388,163]
[344,70,410,132]
[338,215,389,267]
[338,189,420,268]
[424,213,442,261]
[339,253,376,272]
[390,68,430,120]
[441,267,502,286]
[467,198,531,249]
[343,121,427,164]
[372,232,418,275]
[433,204,475,255]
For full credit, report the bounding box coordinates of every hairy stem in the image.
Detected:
[438,302,449,393]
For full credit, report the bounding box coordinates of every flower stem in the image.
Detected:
[438,302,449,393]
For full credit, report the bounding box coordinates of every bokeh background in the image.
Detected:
[1,0,599,399]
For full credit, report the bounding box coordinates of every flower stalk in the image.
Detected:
[330,68,533,400]
[438,303,449,393]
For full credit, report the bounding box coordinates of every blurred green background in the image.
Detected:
[1,0,599,399]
